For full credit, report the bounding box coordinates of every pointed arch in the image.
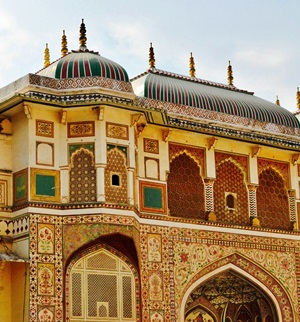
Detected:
[216,156,248,183]
[170,149,203,175]
[179,253,295,322]
[257,159,290,190]
[65,241,140,322]
[105,147,128,204]
[69,147,97,203]
[167,152,205,219]
[257,167,290,229]
[214,159,249,225]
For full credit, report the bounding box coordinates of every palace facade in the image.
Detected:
[1,21,300,322]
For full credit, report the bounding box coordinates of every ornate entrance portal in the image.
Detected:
[184,270,277,322]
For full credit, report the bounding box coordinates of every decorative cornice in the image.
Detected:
[22,91,134,106]
[168,116,300,150]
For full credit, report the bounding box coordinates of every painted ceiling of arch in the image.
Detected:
[186,271,270,309]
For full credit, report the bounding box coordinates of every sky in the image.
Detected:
[0,0,300,112]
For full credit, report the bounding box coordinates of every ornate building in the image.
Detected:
[0,20,300,322]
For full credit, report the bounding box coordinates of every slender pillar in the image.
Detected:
[127,167,135,206]
[96,164,106,202]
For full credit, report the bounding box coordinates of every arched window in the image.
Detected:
[68,248,137,321]
[69,148,97,203]
[167,152,205,219]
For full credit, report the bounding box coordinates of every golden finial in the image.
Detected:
[189,52,196,78]
[297,87,300,109]
[276,95,280,106]
[44,43,50,68]
[227,60,234,86]
[61,30,68,57]
[149,42,155,69]
[79,18,87,51]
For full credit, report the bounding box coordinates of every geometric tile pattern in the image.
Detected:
[204,179,214,213]
[215,152,248,176]
[289,190,296,222]
[257,168,290,230]
[105,147,128,204]
[257,158,290,189]
[248,185,257,218]
[169,143,204,169]
[167,152,205,219]
[36,120,54,137]
[29,74,134,93]
[69,148,97,203]
[214,159,249,225]
[0,214,29,236]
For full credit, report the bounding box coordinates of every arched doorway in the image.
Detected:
[184,270,277,322]
[65,240,139,322]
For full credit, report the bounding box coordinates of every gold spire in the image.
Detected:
[227,60,234,86]
[189,52,196,77]
[297,87,300,109]
[44,43,50,68]
[276,95,280,106]
[61,30,68,57]
[79,18,87,51]
[149,42,155,68]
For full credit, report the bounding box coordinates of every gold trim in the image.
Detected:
[30,168,60,202]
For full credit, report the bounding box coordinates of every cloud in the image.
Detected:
[0,9,37,86]
[235,46,290,68]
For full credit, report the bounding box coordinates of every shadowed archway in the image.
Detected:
[180,253,294,322]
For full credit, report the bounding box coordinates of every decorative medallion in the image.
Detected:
[106,122,129,140]
[68,121,95,137]
[144,138,159,154]
[37,263,55,296]
[147,234,162,262]
[36,120,54,137]
[38,224,55,254]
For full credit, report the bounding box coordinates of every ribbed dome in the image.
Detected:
[37,51,129,82]
[132,69,300,129]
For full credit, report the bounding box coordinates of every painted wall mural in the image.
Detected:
[29,212,300,322]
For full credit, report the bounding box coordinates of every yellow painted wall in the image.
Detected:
[0,262,11,322]
[0,135,12,170]
[11,263,29,322]
[12,111,29,172]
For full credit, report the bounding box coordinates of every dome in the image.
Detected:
[132,69,300,129]
[37,51,129,82]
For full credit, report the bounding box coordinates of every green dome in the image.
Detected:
[37,51,129,82]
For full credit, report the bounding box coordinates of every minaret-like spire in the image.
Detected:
[149,43,155,69]
[189,52,196,77]
[297,87,300,109]
[79,18,87,51]
[44,43,50,68]
[61,30,68,57]
[276,95,280,106]
[227,60,234,86]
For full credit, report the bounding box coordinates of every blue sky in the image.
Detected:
[0,0,299,111]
